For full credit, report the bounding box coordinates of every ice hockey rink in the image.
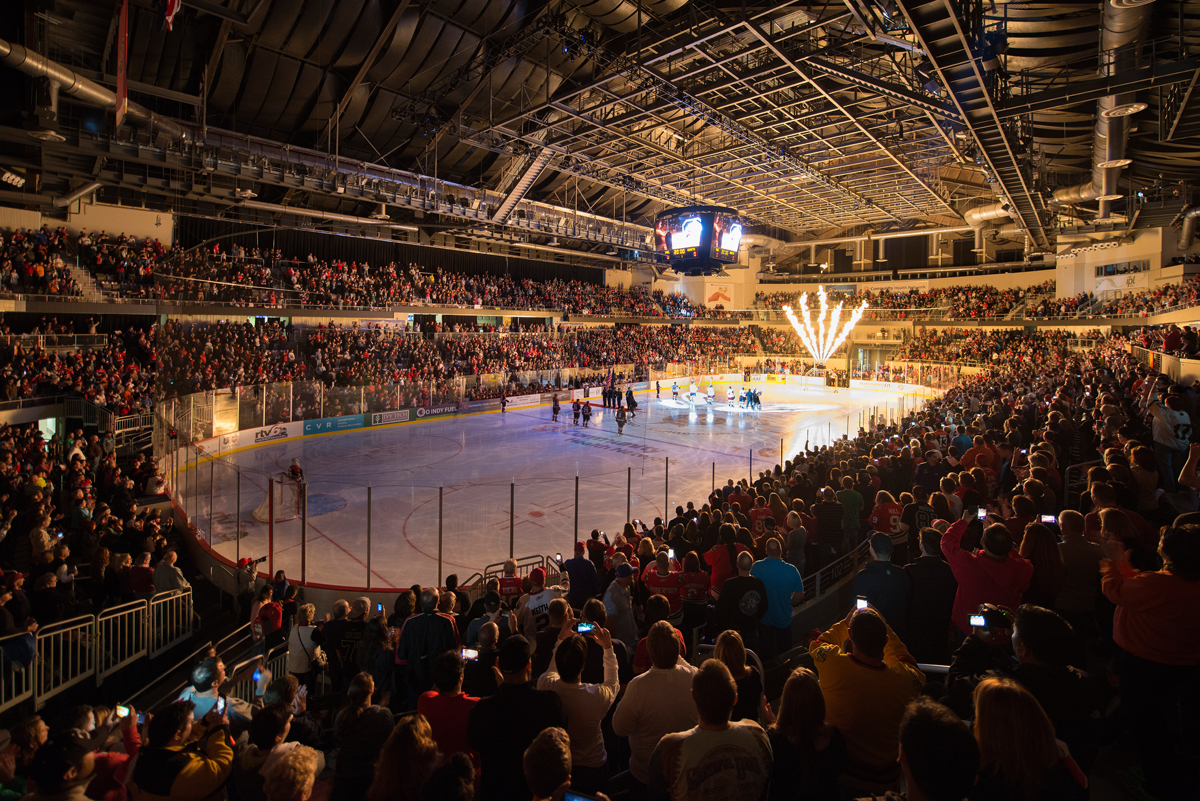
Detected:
[179,382,919,590]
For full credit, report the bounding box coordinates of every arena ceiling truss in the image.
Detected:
[2,0,1200,257]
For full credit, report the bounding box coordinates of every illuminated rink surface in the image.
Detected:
[186,383,912,590]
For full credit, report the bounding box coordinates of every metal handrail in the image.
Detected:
[96,599,149,686]
[35,613,97,710]
[0,630,35,716]
[120,639,216,707]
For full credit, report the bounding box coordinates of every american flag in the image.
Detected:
[160,0,182,31]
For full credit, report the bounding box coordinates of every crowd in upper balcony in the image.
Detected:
[0,226,82,297]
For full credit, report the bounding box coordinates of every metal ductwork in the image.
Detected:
[964,202,1012,227]
[1050,0,1155,218]
[1178,205,1200,250]
[239,200,419,231]
[53,181,102,208]
[0,38,188,142]
[561,0,690,34]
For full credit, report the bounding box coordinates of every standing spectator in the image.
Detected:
[946,604,1101,772]
[1055,510,1102,665]
[852,533,912,641]
[857,698,979,801]
[969,678,1087,800]
[395,588,459,708]
[536,617,620,793]
[262,746,320,801]
[903,528,958,664]
[522,728,571,801]
[808,607,923,793]
[363,714,439,801]
[1101,524,1200,800]
[704,524,747,593]
[467,635,565,801]
[613,621,698,793]
[760,667,846,801]
[750,537,805,659]
[714,630,762,723]
[126,700,233,801]
[836,476,864,550]
[562,541,601,608]
[1019,522,1065,608]
[941,516,1034,635]
[714,552,768,651]
[811,488,845,568]
[602,562,638,649]
[642,551,684,624]
[417,651,478,767]
[331,673,393,801]
[869,490,908,564]
[1143,377,1190,491]
[287,604,323,698]
[647,659,773,801]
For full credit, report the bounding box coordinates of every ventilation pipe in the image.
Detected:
[1050,0,1155,218]
[0,38,188,142]
[1178,205,1200,250]
[53,181,102,208]
[239,200,418,231]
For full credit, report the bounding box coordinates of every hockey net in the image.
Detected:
[251,474,304,523]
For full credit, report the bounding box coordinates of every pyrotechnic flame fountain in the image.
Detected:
[782,285,869,368]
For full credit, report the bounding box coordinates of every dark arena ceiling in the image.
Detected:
[3,0,1200,259]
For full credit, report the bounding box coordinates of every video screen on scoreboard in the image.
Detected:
[712,213,743,262]
[654,212,711,260]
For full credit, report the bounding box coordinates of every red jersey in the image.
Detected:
[643,569,683,615]
[680,571,711,602]
[870,502,905,537]
[497,575,523,608]
[748,507,772,537]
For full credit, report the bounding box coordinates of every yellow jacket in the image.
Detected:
[809,619,924,777]
[127,721,234,801]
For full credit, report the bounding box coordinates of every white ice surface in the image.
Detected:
[181,384,910,589]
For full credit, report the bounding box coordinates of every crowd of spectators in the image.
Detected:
[0,315,155,413]
[1091,278,1200,317]
[752,325,805,356]
[893,327,1077,366]
[9,301,1200,801]
[0,226,82,298]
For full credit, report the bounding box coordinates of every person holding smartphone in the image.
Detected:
[535,609,619,795]
[940,509,1034,636]
[126,698,233,801]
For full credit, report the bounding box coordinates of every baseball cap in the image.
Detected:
[237,558,252,567]
[4,572,26,589]
[28,734,93,794]
[575,541,586,553]
[529,567,546,585]
[497,634,532,674]
[615,563,635,579]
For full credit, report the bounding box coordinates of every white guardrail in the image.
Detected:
[0,589,196,715]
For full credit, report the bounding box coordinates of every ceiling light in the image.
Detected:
[1097,158,1132,169]
[1,171,25,188]
[369,203,390,220]
[236,188,257,198]
[1096,193,1123,201]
